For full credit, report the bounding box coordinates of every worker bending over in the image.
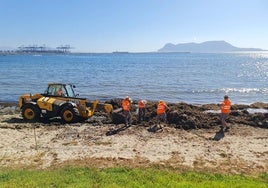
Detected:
[157,100,169,123]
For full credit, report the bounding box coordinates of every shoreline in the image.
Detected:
[0,101,19,107]
[1,99,268,130]
[1,99,268,107]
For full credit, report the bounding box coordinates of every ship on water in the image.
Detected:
[112,51,129,54]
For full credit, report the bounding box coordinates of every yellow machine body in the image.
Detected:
[19,83,112,122]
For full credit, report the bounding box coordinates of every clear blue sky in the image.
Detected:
[0,0,268,52]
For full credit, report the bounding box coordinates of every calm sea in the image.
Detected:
[0,52,267,104]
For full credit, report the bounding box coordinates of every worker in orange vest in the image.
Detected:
[220,95,231,131]
[157,100,169,123]
[138,100,146,122]
[122,96,132,126]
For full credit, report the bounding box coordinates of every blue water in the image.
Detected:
[0,52,267,104]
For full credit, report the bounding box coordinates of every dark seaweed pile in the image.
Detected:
[1,100,267,130]
[107,99,268,129]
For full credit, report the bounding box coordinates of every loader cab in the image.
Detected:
[45,83,76,98]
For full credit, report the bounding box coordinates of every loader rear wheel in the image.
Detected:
[22,104,40,121]
[60,107,78,123]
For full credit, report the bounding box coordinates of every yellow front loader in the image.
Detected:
[19,83,113,123]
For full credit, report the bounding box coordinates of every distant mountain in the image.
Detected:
[158,40,265,53]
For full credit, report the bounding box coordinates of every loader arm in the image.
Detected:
[86,101,113,116]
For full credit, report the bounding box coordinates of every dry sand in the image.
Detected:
[0,105,267,175]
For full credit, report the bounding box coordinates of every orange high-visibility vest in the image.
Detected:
[138,100,145,108]
[157,102,166,115]
[122,99,130,111]
[221,99,231,114]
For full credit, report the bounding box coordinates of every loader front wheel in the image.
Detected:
[22,104,40,122]
[60,107,78,123]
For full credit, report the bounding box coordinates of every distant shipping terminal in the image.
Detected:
[0,45,73,54]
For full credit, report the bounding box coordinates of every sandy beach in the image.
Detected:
[0,101,267,175]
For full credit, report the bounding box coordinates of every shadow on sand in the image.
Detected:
[213,128,225,141]
[106,124,131,136]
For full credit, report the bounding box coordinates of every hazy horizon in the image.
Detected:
[1,40,267,53]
